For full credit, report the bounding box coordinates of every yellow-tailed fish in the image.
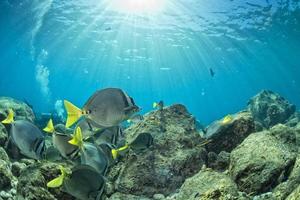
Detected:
[64,88,139,128]
[68,127,84,150]
[47,166,67,188]
[1,109,14,124]
[221,115,233,125]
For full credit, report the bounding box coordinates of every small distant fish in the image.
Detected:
[209,68,215,77]
[221,114,234,125]
[47,165,105,200]
[69,127,109,175]
[64,88,140,128]
[127,114,144,124]
[43,119,79,159]
[111,132,153,159]
[2,109,46,160]
[159,67,171,71]
[153,101,164,110]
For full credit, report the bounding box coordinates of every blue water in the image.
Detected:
[0,0,300,125]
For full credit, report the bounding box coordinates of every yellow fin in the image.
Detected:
[64,100,82,128]
[43,119,55,133]
[152,102,158,109]
[111,144,129,160]
[68,127,83,150]
[221,115,233,125]
[47,166,66,188]
[111,149,118,160]
[1,109,14,124]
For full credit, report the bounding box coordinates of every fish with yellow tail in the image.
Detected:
[111,132,154,159]
[153,100,164,110]
[64,88,140,128]
[43,119,79,159]
[1,109,45,160]
[69,127,109,175]
[47,165,105,200]
[221,114,234,125]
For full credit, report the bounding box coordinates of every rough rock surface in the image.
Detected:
[107,104,207,198]
[205,111,255,153]
[247,90,296,128]
[176,169,249,200]
[229,124,297,195]
[286,184,300,200]
[0,97,35,122]
[0,124,7,147]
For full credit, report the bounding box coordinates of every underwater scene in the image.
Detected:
[0,0,300,199]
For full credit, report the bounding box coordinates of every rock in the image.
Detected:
[109,104,207,197]
[0,124,8,146]
[11,162,26,177]
[0,148,9,163]
[153,193,165,200]
[286,184,300,200]
[229,125,297,195]
[207,151,230,171]
[176,169,249,200]
[285,112,300,127]
[271,154,300,199]
[107,192,152,200]
[247,90,296,128]
[0,97,35,122]
[17,162,74,200]
[0,160,13,190]
[205,111,255,153]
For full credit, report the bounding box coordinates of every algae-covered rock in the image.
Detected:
[205,111,255,153]
[109,104,207,197]
[0,97,35,122]
[286,184,300,200]
[17,162,74,200]
[0,160,13,190]
[108,192,152,200]
[207,151,230,171]
[229,125,297,195]
[271,154,300,199]
[0,124,8,147]
[247,90,296,128]
[0,148,9,163]
[176,169,249,200]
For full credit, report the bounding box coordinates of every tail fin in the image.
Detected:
[64,100,82,128]
[221,115,233,125]
[47,166,66,188]
[43,119,55,133]
[111,144,129,159]
[68,127,83,150]
[152,102,158,109]
[1,109,14,124]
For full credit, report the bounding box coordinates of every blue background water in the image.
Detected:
[0,0,299,125]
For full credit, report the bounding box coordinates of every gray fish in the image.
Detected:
[93,126,123,147]
[9,120,46,160]
[76,118,103,139]
[81,143,109,175]
[43,146,62,161]
[98,143,115,166]
[130,132,154,151]
[65,88,140,128]
[63,165,105,200]
[43,119,79,159]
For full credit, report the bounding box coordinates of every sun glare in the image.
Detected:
[109,0,166,14]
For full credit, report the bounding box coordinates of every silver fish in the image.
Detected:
[84,88,139,127]
[80,143,109,175]
[76,118,103,139]
[52,132,80,159]
[63,165,105,200]
[93,126,123,147]
[9,120,45,160]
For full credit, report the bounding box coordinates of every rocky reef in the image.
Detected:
[0,90,300,200]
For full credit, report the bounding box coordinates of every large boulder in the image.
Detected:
[175,169,249,200]
[229,124,297,195]
[247,90,296,128]
[204,111,255,153]
[286,184,300,200]
[108,104,207,197]
[0,97,35,122]
[17,162,74,200]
